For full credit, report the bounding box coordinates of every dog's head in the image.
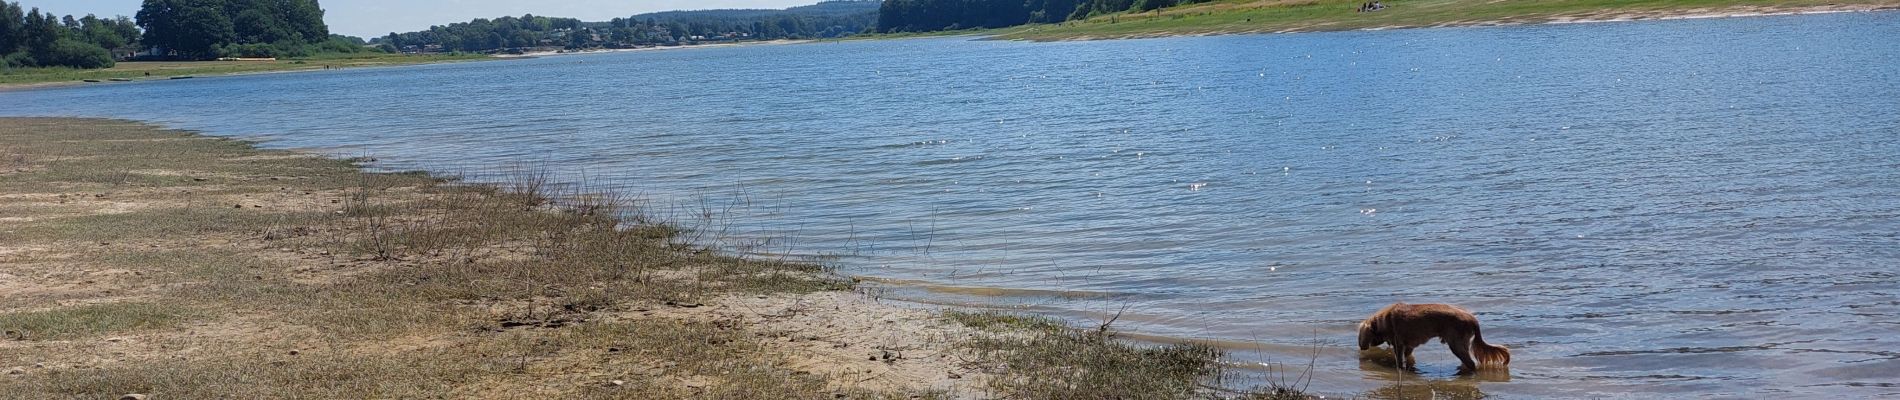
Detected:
[1357,320,1383,350]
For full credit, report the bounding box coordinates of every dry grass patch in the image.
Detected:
[0,302,196,341]
[0,118,940,399]
[948,311,1224,398]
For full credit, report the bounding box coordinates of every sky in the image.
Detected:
[23,0,818,38]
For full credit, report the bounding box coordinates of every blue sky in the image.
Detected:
[22,0,816,38]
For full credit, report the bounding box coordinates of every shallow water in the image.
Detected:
[6,11,1900,398]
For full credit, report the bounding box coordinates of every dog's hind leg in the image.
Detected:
[1449,336,1478,374]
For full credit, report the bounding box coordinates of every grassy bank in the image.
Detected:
[0,53,493,89]
[0,118,1275,399]
[995,0,1900,41]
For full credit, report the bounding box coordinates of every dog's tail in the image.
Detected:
[1470,326,1511,366]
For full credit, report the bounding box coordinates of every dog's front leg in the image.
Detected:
[1389,342,1411,372]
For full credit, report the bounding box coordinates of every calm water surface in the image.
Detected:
[6,12,1900,398]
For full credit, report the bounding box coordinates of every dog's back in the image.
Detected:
[1382,303,1482,343]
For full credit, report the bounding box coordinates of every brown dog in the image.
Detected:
[1357,302,1510,373]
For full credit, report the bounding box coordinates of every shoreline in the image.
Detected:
[0,40,821,93]
[0,54,496,92]
[1533,6,1894,26]
[496,39,818,59]
[0,117,1259,399]
[1467,4,1896,27]
[993,2,1900,41]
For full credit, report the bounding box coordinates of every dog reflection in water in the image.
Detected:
[1357,303,1512,375]
[1356,373,1496,400]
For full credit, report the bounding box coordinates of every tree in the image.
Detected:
[372,1,879,53]
[43,38,114,68]
[566,28,589,49]
[1028,0,1083,23]
[0,2,24,56]
[173,0,231,57]
[22,7,58,61]
[139,0,233,58]
[136,0,330,59]
[872,0,1212,33]
[2,4,133,69]
[95,15,143,52]
[1131,0,1175,12]
[281,0,326,42]
[231,8,292,44]
[79,15,126,50]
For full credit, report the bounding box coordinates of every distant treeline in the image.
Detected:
[136,0,371,59]
[2,2,138,69]
[373,1,879,53]
[874,0,1212,32]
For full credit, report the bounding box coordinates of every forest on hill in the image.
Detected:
[874,0,1214,32]
[372,1,880,54]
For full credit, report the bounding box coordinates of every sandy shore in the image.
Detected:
[997,2,1900,41]
[0,55,497,92]
[0,118,995,397]
[1495,3,1896,27]
[0,118,1240,399]
[497,40,817,59]
[0,40,822,92]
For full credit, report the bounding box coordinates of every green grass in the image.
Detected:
[945,310,1070,333]
[13,207,335,243]
[945,311,1232,399]
[0,302,197,340]
[0,52,493,87]
[947,310,1327,399]
[996,0,1900,40]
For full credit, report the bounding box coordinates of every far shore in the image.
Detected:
[0,53,492,92]
[495,39,818,59]
[988,1,1900,41]
[0,40,816,92]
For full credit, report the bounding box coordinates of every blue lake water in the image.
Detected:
[5,11,1900,398]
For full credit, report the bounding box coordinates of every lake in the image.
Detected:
[5,11,1898,398]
